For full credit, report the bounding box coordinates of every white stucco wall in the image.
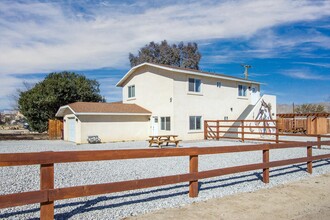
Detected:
[245,94,277,120]
[122,66,175,136]
[77,115,150,144]
[62,107,150,144]
[172,73,260,140]
[120,66,264,140]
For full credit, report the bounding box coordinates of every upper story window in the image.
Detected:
[128,85,135,98]
[216,82,222,88]
[238,85,247,97]
[188,78,201,93]
[160,117,171,131]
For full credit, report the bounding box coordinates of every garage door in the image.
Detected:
[67,117,76,142]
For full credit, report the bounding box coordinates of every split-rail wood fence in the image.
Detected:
[1,140,330,219]
[204,120,330,148]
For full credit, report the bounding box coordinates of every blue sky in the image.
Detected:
[1,0,330,110]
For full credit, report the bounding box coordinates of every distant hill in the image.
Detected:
[277,102,330,114]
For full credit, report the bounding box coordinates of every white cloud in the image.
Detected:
[1,0,330,75]
[250,28,330,57]
[1,0,330,109]
[293,62,330,68]
[281,69,330,80]
[98,77,123,102]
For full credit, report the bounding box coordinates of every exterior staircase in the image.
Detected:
[237,104,255,120]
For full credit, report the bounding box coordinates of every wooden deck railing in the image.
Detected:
[1,141,330,219]
[204,120,330,147]
[204,120,276,142]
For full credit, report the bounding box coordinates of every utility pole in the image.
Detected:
[241,64,251,79]
[292,102,295,113]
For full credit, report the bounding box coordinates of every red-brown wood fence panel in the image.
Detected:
[277,117,329,135]
[48,119,63,140]
[1,141,330,219]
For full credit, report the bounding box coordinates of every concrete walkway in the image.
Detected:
[127,174,330,220]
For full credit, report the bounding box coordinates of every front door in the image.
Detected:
[151,116,158,136]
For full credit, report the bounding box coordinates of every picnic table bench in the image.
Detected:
[147,135,181,148]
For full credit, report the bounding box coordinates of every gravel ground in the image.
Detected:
[0,138,330,220]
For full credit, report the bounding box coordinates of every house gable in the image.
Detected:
[121,65,175,121]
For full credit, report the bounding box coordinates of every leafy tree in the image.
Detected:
[18,72,104,132]
[294,104,326,113]
[129,40,201,70]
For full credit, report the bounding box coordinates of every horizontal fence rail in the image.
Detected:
[204,120,330,147]
[1,141,330,219]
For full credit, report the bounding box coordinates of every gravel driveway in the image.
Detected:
[1,139,330,219]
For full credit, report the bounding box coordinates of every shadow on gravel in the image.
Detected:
[1,159,329,219]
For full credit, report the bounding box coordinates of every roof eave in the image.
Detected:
[75,112,151,116]
[179,70,261,84]
[55,105,76,117]
[116,62,261,87]
[116,63,148,87]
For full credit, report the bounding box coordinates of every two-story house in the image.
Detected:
[56,62,276,143]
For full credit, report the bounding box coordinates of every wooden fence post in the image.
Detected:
[218,121,221,140]
[317,135,321,149]
[204,121,207,140]
[241,120,245,142]
[262,146,270,184]
[275,120,279,143]
[40,163,54,220]
[307,145,312,174]
[216,121,220,140]
[189,155,199,198]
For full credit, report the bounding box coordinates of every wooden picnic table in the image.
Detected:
[147,135,181,148]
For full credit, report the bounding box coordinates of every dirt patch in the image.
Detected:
[127,174,330,220]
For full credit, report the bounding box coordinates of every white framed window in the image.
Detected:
[188,78,201,93]
[238,85,247,97]
[160,117,171,131]
[128,85,135,98]
[216,82,222,88]
[189,116,202,130]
